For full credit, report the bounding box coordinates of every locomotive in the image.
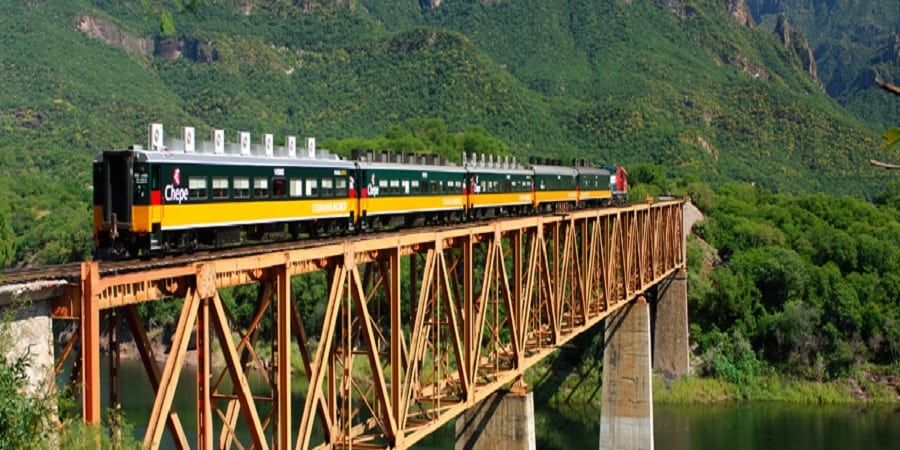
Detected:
[93,124,627,259]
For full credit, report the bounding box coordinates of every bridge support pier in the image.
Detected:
[455,390,536,450]
[0,299,55,399]
[599,297,653,450]
[653,269,689,378]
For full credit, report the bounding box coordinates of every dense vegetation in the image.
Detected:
[0,0,898,267]
[609,165,900,383]
[747,0,900,130]
[687,183,900,384]
[1,4,899,439]
[0,307,141,448]
[530,173,900,405]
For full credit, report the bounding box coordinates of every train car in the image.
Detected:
[353,151,467,228]
[463,153,533,218]
[611,165,628,204]
[94,124,632,259]
[574,162,614,207]
[93,125,356,258]
[529,158,579,213]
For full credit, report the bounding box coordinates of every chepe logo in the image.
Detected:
[164,167,189,204]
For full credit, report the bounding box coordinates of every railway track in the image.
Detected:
[0,219,491,287]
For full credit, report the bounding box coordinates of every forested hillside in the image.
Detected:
[747,0,900,129]
[0,0,897,267]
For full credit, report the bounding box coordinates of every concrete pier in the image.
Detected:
[599,298,653,450]
[653,269,690,378]
[455,390,536,450]
[0,298,55,398]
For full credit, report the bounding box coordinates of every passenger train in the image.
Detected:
[93,124,627,259]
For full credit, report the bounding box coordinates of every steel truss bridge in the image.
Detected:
[51,199,685,449]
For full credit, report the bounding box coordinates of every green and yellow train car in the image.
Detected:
[94,125,629,259]
[465,159,534,218]
[531,161,579,213]
[356,157,467,228]
[575,165,614,207]
[94,144,357,258]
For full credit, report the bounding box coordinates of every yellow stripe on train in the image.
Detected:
[156,199,357,230]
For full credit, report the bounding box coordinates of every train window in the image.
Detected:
[430,180,438,193]
[234,177,250,199]
[389,179,400,194]
[321,178,334,197]
[305,178,318,197]
[273,178,286,198]
[401,180,410,194]
[289,179,303,197]
[188,177,208,200]
[253,178,269,198]
[335,178,347,197]
[411,180,420,193]
[379,179,388,194]
[212,177,229,199]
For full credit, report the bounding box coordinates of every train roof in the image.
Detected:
[575,166,612,176]
[464,163,532,176]
[529,164,578,176]
[95,146,357,169]
[356,160,466,174]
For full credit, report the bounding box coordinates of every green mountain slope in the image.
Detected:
[0,0,897,265]
[747,0,900,129]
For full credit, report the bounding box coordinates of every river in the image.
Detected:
[105,359,900,449]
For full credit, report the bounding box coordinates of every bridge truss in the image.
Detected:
[54,199,684,449]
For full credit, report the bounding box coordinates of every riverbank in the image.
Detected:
[526,361,900,406]
[105,321,900,406]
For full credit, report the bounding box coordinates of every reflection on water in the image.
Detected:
[654,403,900,450]
[107,359,900,449]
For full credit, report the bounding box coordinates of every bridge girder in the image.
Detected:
[61,200,685,449]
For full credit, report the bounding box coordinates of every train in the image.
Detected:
[93,124,627,259]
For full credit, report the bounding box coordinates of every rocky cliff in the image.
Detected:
[774,14,820,85]
[76,14,217,63]
[75,14,153,56]
[725,0,756,28]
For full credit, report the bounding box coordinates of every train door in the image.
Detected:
[358,167,370,228]
[151,165,163,224]
[102,150,133,229]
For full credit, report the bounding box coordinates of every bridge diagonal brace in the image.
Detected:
[297,263,347,450]
[143,286,202,449]
[209,288,269,450]
[349,263,399,441]
[219,281,274,449]
[122,305,189,450]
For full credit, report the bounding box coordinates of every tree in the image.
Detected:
[871,75,900,169]
[140,0,208,36]
[0,210,11,269]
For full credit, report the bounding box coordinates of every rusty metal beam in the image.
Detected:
[277,259,292,450]
[80,262,100,424]
[144,287,201,448]
[61,201,685,450]
[122,305,189,449]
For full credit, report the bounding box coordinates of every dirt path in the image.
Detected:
[683,201,704,234]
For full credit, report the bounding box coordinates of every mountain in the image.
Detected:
[0,0,897,265]
[746,0,900,130]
